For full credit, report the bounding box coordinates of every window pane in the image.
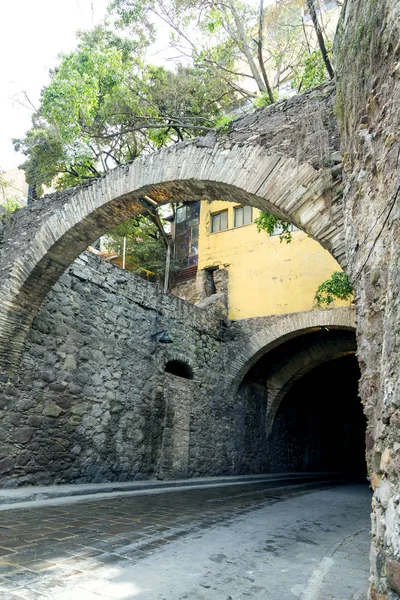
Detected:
[211,210,228,232]
[220,210,228,231]
[234,207,244,228]
[176,206,187,223]
[270,222,284,236]
[211,213,220,232]
[243,205,252,225]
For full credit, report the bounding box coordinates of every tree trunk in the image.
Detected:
[257,0,275,103]
[306,0,334,79]
[225,0,268,94]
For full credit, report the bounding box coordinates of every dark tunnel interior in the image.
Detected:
[235,330,367,479]
[268,354,367,478]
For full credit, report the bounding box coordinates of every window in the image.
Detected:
[211,210,228,233]
[234,205,252,228]
[176,205,187,224]
[175,202,200,268]
[270,222,299,236]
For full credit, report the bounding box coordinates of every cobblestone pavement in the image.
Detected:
[0,480,371,599]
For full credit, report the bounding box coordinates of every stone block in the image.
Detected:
[15,427,34,444]
[42,402,63,418]
[0,457,14,473]
[387,561,400,594]
[381,448,392,472]
[27,415,43,428]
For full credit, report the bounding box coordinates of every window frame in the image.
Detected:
[270,222,299,237]
[234,205,253,228]
[211,210,228,233]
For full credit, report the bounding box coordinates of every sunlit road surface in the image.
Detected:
[0,479,370,599]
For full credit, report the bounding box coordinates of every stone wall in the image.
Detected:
[158,373,195,479]
[336,0,400,597]
[0,252,230,487]
[0,252,359,489]
[0,81,344,378]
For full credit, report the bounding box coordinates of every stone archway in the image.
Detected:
[228,317,362,476]
[224,305,356,396]
[0,83,342,377]
[264,331,357,435]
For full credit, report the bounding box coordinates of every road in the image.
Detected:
[0,479,371,599]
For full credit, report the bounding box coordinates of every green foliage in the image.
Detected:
[292,47,331,93]
[314,272,353,307]
[215,114,235,132]
[13,26,233,195]
[2,198,20,215]
[105,213,177,280]
[253,92,275,109]
[255,211,293,243]
[0,173,22,214]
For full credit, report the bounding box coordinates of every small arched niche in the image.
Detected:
[165,360,193,380]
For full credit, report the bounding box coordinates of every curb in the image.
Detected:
[0,472,340,511]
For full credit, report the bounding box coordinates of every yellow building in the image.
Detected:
[173,200,349,321]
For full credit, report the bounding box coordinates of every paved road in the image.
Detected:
[0,480,371,599]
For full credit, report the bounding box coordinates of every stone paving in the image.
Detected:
[0,480,371,599]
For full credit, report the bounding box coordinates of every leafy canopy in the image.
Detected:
[314,271,353,307]
[255,211,293,243]
[13,25,235,195]
[105,214,176,279]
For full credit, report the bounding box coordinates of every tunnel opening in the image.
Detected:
[234,328,366,480]
[269,354,366,479]
[165,359,194,380]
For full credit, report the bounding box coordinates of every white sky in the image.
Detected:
[0,0,109,170]
[0,0,267,172]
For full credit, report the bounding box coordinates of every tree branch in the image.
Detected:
[306,0,334,79]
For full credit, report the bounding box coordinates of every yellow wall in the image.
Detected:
[198,201,349,320]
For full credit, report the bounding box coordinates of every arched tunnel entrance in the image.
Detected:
[269,354,366,477]
[234,327,367,479]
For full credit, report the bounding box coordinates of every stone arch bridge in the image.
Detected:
[0,82,343,377]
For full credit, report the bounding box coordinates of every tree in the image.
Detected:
[105,213,177,280]
[314,272,353,307]
[305,0,334,80]
[13,25,237,279]
[109,0,336,103]
[13,26,235,196]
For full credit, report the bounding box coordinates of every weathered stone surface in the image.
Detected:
[42,402,63,418]
[14,427,34,444]
[0,82,344,376]
[0,252,354,487]
[335,0,400,596]
[387,561,400,595]
[0,457,14,473]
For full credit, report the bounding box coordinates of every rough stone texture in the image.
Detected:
[335,0,400,597]
[170,278,199,304]
[0,252,225,486]
[0,82,343,376]
[387,561,400,596]
[0,252,355,487]
[1,2,400,591]
[158,373,195,479]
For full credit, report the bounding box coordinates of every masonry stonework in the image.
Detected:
[0,253,229,486]
[0,2,399,595]
[0,252,355,488]
[0,81,343,377]
[336,1,400,597]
